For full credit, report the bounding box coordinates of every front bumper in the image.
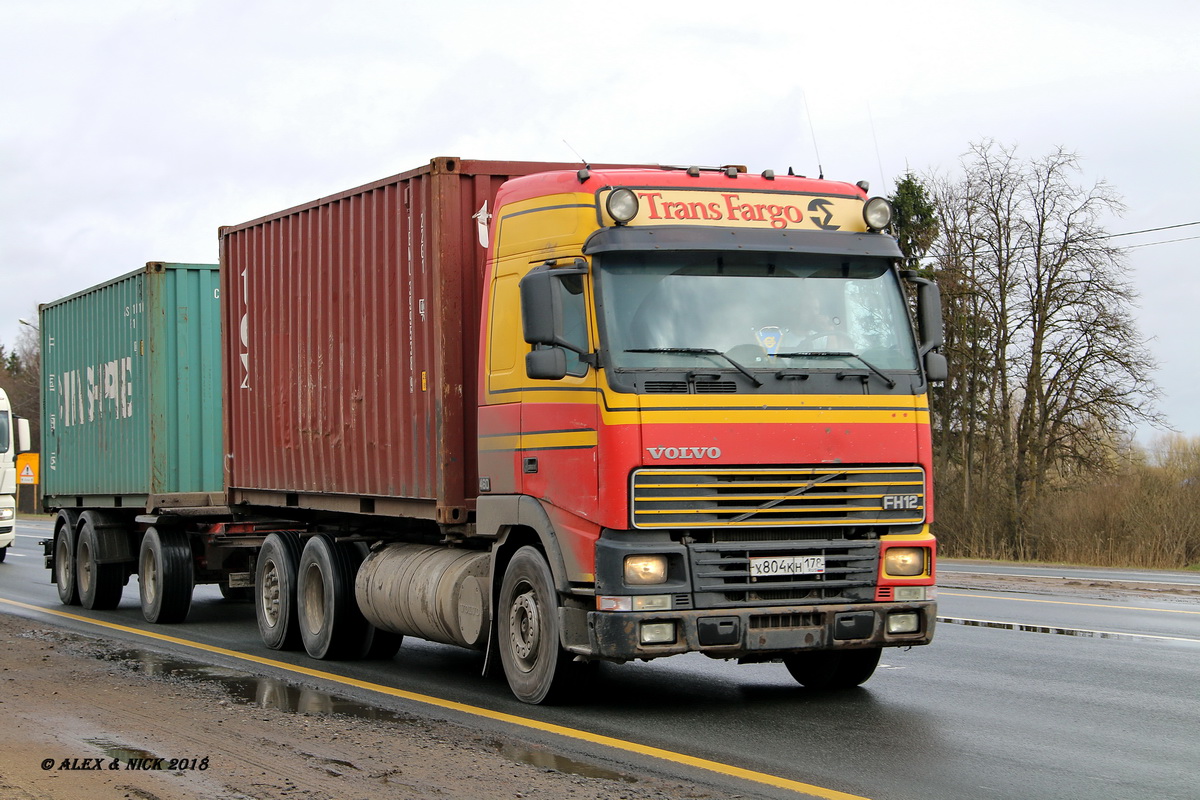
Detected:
[588,600,936,661]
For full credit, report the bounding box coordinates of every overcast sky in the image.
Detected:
[3,0,1197,441]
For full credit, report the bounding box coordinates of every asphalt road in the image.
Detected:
[3,518,1198,800]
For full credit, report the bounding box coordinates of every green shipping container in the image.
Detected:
[40,262,222,510]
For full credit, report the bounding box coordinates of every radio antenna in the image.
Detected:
[562,139,589,167]
[866,100,886,190]
[801,90,824,180]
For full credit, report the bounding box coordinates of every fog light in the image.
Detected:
[624,554,668,585]
[893,586,926,602]
[863,197,894,230]
[606,188,640,224]
[640,622,676,645]
[887,612,921,634]
[884,547,926,577]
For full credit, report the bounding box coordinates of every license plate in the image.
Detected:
[749,555,826,579]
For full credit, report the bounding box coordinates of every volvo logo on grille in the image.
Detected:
[647,446,722,460]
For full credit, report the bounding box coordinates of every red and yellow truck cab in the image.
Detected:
[477,164,944,695]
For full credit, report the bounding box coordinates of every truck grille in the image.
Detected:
[690,538,879,608]
[631,467,926,529]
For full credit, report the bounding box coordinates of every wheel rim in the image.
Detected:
[301,562,326,636]
[261,558,282,628]
[140,545,158,605]
[56,535,72,588]
[508,584,541,670]
[78,539,93,594]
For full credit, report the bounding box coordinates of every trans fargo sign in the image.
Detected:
[623,189,864,231]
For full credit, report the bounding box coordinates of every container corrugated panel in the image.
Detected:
[40,263,222,506]
[220,157,597,523]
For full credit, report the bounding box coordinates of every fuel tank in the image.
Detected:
[355,544,490,649]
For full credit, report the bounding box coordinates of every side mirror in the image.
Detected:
[526,348,568,381]
[16,418,30,453]
[923,352,948,383]
[902,271,948,383]
[519,261,587,347]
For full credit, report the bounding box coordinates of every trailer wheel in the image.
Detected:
[497,546,570,704]
[297,534,369,660]
[76,515,124,610]
[54,514,81,606]
[783,647,882,690]
[256,532,303,650]
[138,526,194,624]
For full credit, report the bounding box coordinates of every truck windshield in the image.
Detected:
[595,251,920,373]
[0,411,8,453]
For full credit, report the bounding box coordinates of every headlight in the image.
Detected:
[0,508,13,521]
[863,197,893,231]
[606,188,639,224]
[624,554,668,585]
[884,547,927,577]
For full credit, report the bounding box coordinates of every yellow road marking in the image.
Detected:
[1,597,867,800]
[939,591,1200,615]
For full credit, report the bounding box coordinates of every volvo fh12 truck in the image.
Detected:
[43,158,945,703]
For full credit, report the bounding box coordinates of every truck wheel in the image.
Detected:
[256,532,303,650]
[138,527,194,624]
[76,515,124,610]
[498,546,570,704]
[0,546,6,562]
[783,647,882,690]
[297,534,369,660]
[54,515,81,606]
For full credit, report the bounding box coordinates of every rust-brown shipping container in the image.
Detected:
[220,157,598,525]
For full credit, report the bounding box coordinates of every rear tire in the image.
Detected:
[497,546,571,704]
[76,514,124,610]
[783,647,882,690]
[256,532,303,650]
[297,535,369,660]
[54,514,81,606]
[138,526,194,624]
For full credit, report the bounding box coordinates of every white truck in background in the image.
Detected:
[0,388,32,561]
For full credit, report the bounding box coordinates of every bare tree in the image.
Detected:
[928,141,1161,557]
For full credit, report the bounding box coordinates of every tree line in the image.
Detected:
[892,140,1197,569]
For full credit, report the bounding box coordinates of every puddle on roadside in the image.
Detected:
[86,738,162,765]
[98,647,414,722]
[93,646,642,783]
[497,743,638,783]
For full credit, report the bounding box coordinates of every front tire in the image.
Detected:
[783,647,882,690]
[497,546,570,704]
[256,532,303,651]
[76,514,124,610]
[138,526,194,624]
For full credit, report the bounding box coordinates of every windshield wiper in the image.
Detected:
[773,351,897,389]
[624,348,763,387]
